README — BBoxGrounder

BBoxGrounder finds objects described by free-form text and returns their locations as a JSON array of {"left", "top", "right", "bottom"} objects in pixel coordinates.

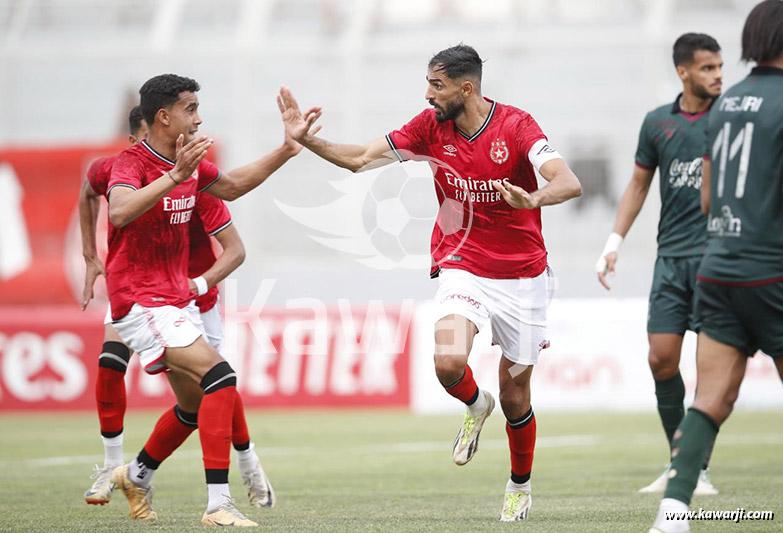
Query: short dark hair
[
  {"left": 741, "top": 0, "right": 783, "bottom": 64},
  {"left": 128, "top": 105, "right": 144, "bottom": 136},
  {"left": 428, "top": 44, "right": 484, "bottom": 83},
  {"left": 139, "top": 74, "right": 200, "bottom": 126},
  {"left": 673, "top": 33, "right": 721, "bottom": 66}
]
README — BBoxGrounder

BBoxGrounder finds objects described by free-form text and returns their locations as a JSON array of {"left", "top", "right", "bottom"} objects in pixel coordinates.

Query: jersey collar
[
  {"left": 671, "top": 93, "right": 715, "bottom": 115},
  {"left": 749, "top": 66, "right": 783, "bottom": 77},
  {"left": 456, "top": 99, "right": 497, "bottom": 143},
  {"left": 141, "top": 140, "right": 176, "bottom": 166}
]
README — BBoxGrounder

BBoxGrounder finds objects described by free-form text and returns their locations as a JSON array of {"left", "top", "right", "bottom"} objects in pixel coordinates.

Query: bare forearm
[
  {"left": 212, "top": 145, "right": 297, "bottom": 200},
  {"left": 302, "top": 135, "right": 371, "bottom": 173},
  {"left": 201, "top": 247, "right": 244, "bottom": 288},
  {"left": 701, "top": 160, "right": 711, "bottom": 215},
  {"left": 530, "top": 171, "right": 582, "bottom": 207},
  {"left": 79, "top": 187, "right": 101, "bottom": 259},
  {"left": 612, "top": 181, "right": 650, "bottom": 237},
  {"left": 109, "top": 174, "right": 178, "bottom": 228}
]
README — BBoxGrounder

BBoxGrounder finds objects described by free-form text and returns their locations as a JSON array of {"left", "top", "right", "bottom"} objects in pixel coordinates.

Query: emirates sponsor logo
[{"left": 163, "top": 194, "right": 196, "bottom": 225}]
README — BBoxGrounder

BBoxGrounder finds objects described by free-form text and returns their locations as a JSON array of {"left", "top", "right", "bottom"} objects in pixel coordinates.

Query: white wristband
[
  {"left": 595, "top": 232, "right": 624, "bottom": 273},
  {"left": 193, "top": 276, "right": 209, "bottom": 297}
]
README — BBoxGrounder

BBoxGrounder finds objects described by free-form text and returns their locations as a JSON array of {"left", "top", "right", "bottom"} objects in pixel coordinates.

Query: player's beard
[
  {"left": 691, "top": 80, "right": 719, "bottom": 101},
  {"left": 431, "top": 98, "right": 465, "bottom": 123}
]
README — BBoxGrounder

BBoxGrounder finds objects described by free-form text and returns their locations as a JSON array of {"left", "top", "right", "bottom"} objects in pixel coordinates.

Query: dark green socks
[
  {"left": 664, "top": 408, "right": 720, "bottom": 505},
  {"left": 654, "top": 372, "right": 685, "bottom": 447}
]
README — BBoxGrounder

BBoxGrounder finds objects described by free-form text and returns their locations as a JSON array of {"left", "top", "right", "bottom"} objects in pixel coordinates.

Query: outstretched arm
[
  {"left": 78, "top": 179, "right": 104, "bottom": 310},
  {"left": 278, "top": 86, "right": 396, "bottom": 173},
  {"left": 189, "top": 224, "right": 245, "bottom": 293},
  {"left": 596, "top": 164, "right": 656, "bottom": 290}
]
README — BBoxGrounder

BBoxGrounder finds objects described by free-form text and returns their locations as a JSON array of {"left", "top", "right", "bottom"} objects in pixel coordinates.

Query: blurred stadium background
[{"left": 0, "top": 1, "right": 781, "bottom": 530}]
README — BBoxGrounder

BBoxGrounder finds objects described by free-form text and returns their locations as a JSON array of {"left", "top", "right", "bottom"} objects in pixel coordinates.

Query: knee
[
  {"left": 648, "top": 349, "right": 679, "bottom": 380},
  {"left": 693, "top": 392, "right": 736, "bottom": 426},
  {"left": 433, "top": 353, "right": 466, "bottom": 385},
  {"left": 200, "top": 361, "right": 237, "bottom": 394},
  {"left": 176, "top": 390, "right": 203, "bottom": 413}
]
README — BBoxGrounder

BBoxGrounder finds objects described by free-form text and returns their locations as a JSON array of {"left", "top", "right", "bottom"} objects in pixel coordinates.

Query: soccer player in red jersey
[
  {"left": 104, "top": 74, "right": 303, "bottom": 526},
  {"left": 79, "top": 107, "right": 275, "bottom": 511},
  {"left": 279, "top": 44, "right": 582, "bottom": 521}
]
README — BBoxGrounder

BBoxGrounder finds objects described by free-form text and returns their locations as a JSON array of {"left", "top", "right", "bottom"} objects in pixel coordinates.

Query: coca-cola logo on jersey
[{"left": 668, "top": 157, "right": 702, "bottom": 190}]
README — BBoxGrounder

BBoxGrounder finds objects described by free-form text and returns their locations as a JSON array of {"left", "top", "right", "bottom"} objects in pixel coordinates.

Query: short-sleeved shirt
[
  {"left": 386, "top": 99, "right": 553, "bottom": 280},
  {"left": 105, "top": 140, "right": 222, "bottom": 320},
  {"left": 699, "top": 67, "right": 783, "bottom": 284},
  {"left": 634, "top": 95, "right": 710, "bottom": 257}
]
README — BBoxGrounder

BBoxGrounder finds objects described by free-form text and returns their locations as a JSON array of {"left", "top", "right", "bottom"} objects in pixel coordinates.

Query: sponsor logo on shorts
[
  {"left": 539, "top": 339, "right": 550, "bottom": 351},
  {"left": 441, "top": 293, "right": 482, "bottom": 310},
  {"left": 173, "top": 317, "right": 186, "bottom": 327}
]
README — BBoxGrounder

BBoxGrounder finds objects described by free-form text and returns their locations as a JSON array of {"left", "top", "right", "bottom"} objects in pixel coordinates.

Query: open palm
[{"left": 277, "top": 86, "right": 322, "bottom": 142}]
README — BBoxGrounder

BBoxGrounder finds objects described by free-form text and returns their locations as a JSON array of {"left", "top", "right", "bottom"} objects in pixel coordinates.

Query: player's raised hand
[
  {"left": 278, "top": 86, "right": 322, "bottom": 143},
  {"left": 493, "top": 180, "right": 539, "bottom": 209},
  {"left": 596, "top": 251, "right": 617, "bottom": 290},
  {"left": 81, "top": 256, "right": 105, "bottom": 310},
  {"left": 171, "top": 134, "right": 212, "bottom": 183}
]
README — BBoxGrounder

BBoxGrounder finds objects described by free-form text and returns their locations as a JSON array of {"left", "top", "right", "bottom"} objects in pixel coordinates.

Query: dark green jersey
[
  {"left": 699, "top": 67, "right": 783, "bottom": 283},
  {"left": 635, "top": 95, "right": 709, "bottom": 257}
]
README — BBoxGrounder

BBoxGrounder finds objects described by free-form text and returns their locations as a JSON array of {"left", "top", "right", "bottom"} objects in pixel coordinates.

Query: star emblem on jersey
[{"left": 490, "top": 139, "right": 509, "bottom": 165}]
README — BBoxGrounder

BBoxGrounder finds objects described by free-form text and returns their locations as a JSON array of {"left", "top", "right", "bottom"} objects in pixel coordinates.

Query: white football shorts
[
  {"left": 433, "top": 266, "right": 555, "bottom": 366},
  {"left": 112, "top": 301, "right": 205, "bottom": 374},
  {"left": 199, "top": 297, "right": 224, "bottom": 355}
]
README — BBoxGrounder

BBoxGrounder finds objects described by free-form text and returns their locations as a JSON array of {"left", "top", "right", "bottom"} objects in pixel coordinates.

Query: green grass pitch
[{"left": 1, "top": 410, "right": 781, "bottom": 532}]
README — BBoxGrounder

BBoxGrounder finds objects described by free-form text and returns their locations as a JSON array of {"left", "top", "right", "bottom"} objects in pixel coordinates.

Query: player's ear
[
  {"left": 157, "top": 108, "right": 170, "bottom": 127},
  {"left": 675, "top": 64, "right": 688, "bottom": 82},
  {"left": 128, "top": 134, "right": 136, "bottom": 145},
  {"left": 461, "top": 79, "right": 473, "bottom": 97}
]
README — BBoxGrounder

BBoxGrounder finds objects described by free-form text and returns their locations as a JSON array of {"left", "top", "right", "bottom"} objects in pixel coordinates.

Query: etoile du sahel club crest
[{"left": 490, "top": 139, "right": 509, "bottom": 164}]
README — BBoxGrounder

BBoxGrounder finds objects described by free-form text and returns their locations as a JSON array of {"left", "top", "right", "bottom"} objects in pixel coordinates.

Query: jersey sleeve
[
  {"left": 197, "top": 158, "right": 222, "bottom": 192},
  {"left": 386, "top": 110, "right": 433, "bottom": 162},
  {"left": 86, "top": 156, "right": 112, "bottom": 197},
  {"left": 515, "top": 113, "right": 548, "bottom": 155},
  {"left": 108, "top": 151, "right": 144, "bottom": 196},
  {"left": 634, "top": 115, "right": 657, "bottom": 170},
  {"left": 195, "top": 192, "right": 232, "bottom": 235}
]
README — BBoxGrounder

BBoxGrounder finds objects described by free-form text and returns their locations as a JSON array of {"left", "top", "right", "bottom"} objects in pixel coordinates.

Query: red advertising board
[{"left": 0, "top": 304, "right": 414, "bottom": 410}]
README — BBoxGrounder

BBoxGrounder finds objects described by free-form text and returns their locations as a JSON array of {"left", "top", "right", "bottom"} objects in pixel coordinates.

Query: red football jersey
[
  {"left": 386, "top": 99, "right": 549, "bottom": 279},
  {"left": 105, "top": 141, "right": 222, "bottom": 320},
  {"left": 189, "top": 192, "right": 232, "bottom": 313},
  {"left": 88, "top": 154, "right": 232, "bottom": 315}
]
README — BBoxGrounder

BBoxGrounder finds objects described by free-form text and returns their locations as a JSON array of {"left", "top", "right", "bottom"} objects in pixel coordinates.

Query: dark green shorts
[
  {"left": 647, "top": 256, "right": 702, "bottom": 335},
  {"left": 694, "top": 280, "right": 783, "bottom": 357}
]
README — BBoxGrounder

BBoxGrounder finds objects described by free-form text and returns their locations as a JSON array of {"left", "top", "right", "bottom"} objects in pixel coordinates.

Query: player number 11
[{"left": 712, "top": 121, "right": 754, "bottom": 199}]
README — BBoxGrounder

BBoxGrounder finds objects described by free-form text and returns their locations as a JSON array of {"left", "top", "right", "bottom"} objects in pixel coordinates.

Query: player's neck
[
  {"left": 679, "top": 91, "right": 711, "bottom": 114},
  {"left": 454, "top": 97, "right": 492, "bottom": 137},
  {"left": 757, "top": 55, "right": 783, "bottom": 70},
  {"left": 145, "top": 132, "right": 177, "bottom": 162}
]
